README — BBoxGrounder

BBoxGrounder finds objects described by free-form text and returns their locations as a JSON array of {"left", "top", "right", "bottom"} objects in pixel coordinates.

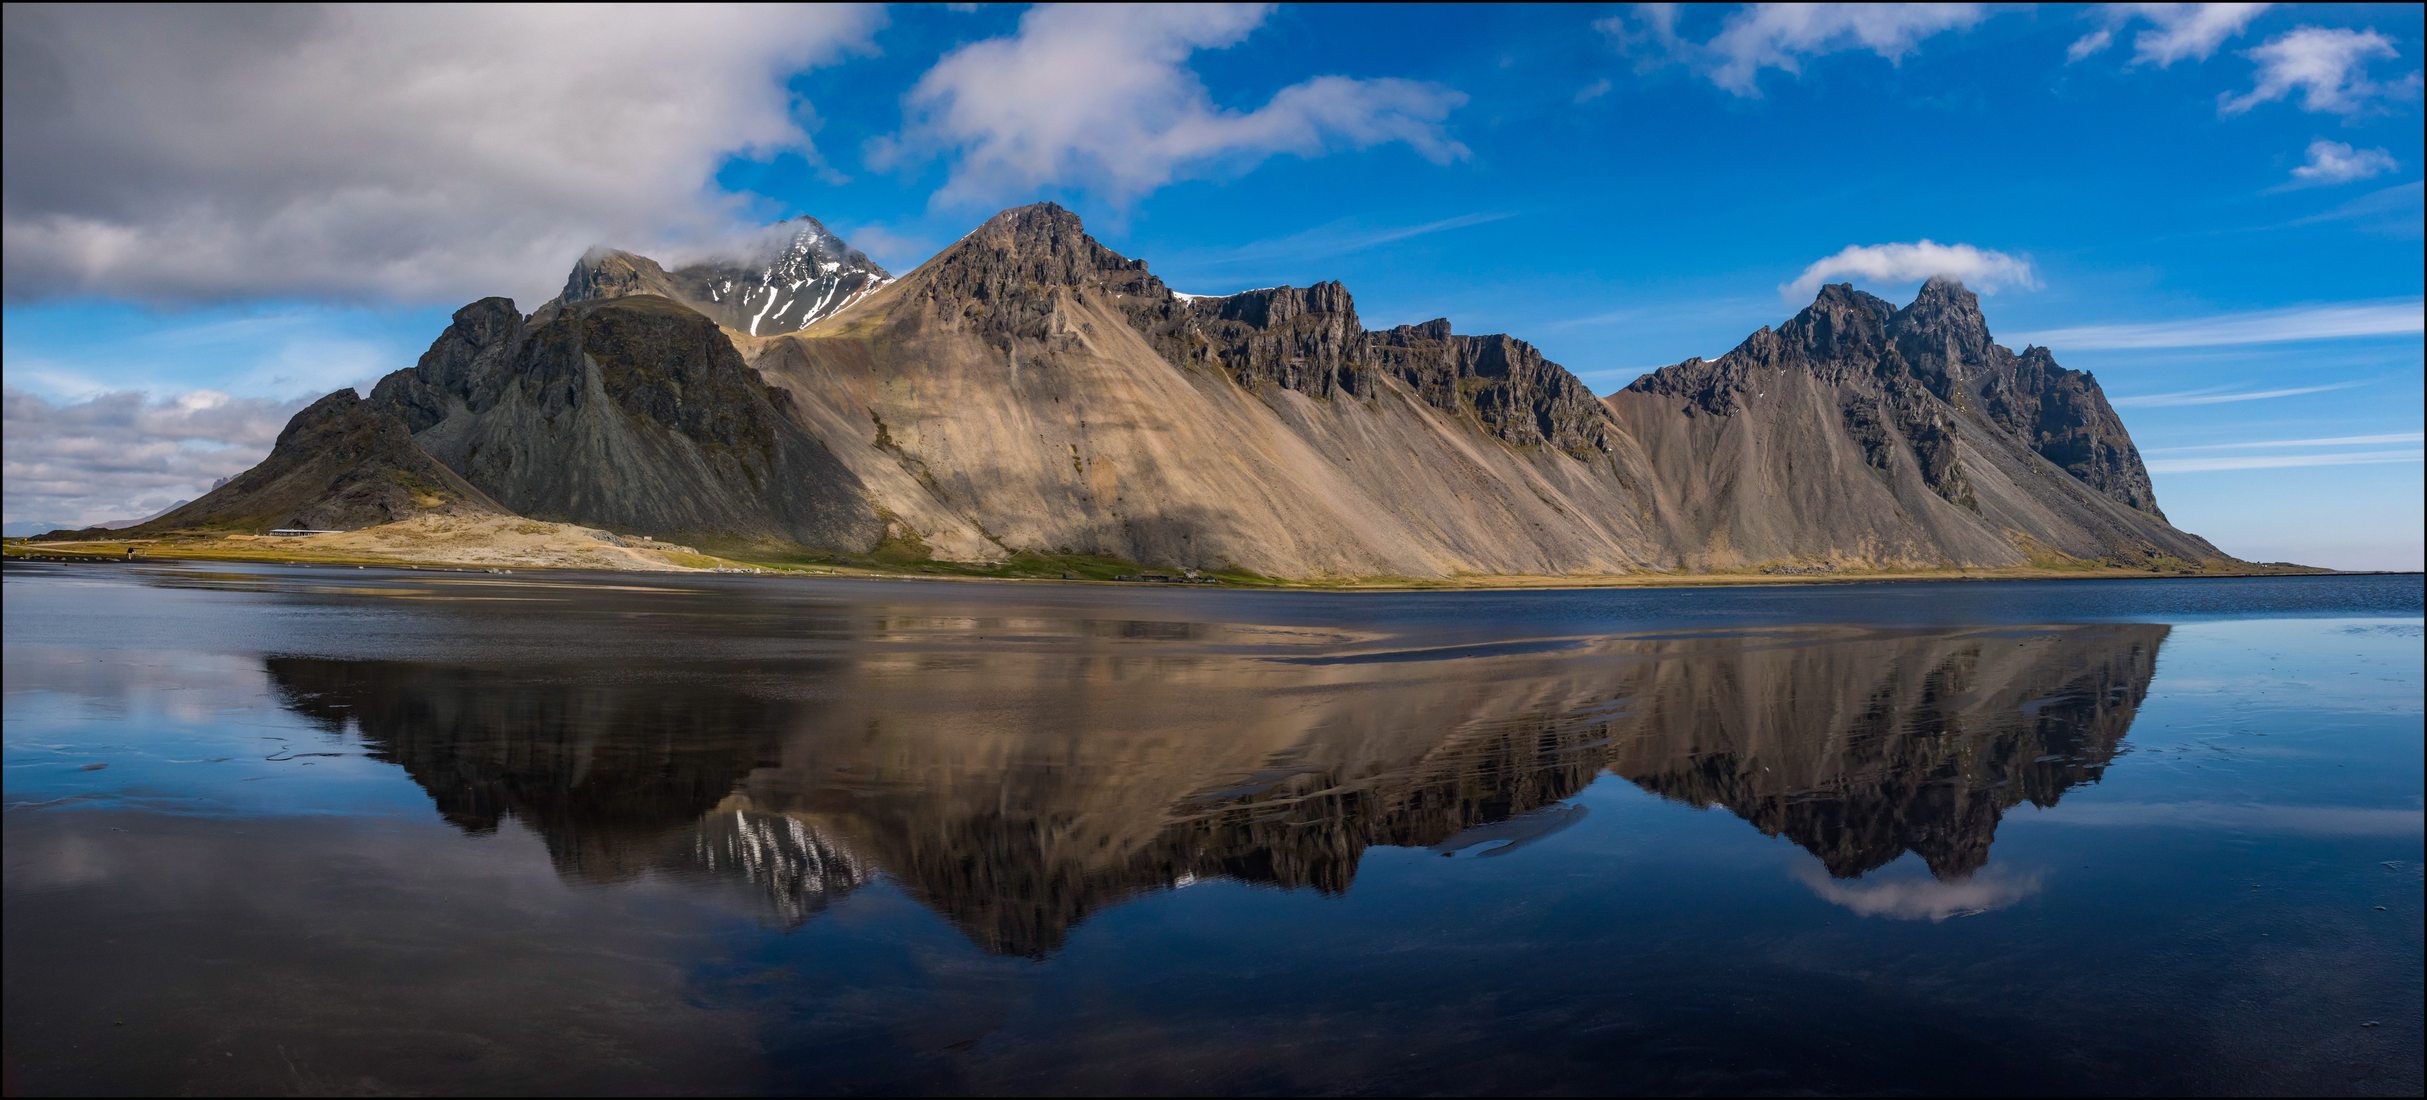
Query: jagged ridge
[{"left": 116, "top": 202, "right": 2230, "bottom": 578}]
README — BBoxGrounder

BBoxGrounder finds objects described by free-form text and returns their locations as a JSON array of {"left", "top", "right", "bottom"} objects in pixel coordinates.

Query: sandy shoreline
[{"left": 3, "top": 521, "right": 2348, "bottom": 593}]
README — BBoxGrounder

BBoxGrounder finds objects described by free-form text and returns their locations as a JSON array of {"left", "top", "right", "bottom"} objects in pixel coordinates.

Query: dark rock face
[
  {"left": 129, "top": 389, "right": 501, "bottom": 533},
  {"left": 1371, "top": 319, "right": 1615, "bottom": 455},
  {"left": 1984, "top": 345, "right": 2161, "bottom": 516},
  {"left": 370, "top": 297, "right": 524, "bottom": 433},
  {"left": 1148, "top": 282, "right": 1376, "bottom": 397},
  {"left": 385, "top": 295, "right": 880, "bottom": 548}
]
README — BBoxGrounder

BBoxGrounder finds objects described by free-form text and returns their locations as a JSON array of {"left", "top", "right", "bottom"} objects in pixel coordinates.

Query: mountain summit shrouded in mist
[{"left": 92, "top": 203, "right": 2227, "bottom": 578}]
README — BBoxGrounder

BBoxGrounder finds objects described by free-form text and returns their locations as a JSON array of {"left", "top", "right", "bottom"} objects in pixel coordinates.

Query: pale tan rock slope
[{"left": 110, "top": 203, "right": 2228, "bottom": 578}]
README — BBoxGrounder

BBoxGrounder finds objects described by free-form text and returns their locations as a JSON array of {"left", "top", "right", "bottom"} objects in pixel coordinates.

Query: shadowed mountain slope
[{"left": 366, "top": 294, "right": 881, "bottom": 548}]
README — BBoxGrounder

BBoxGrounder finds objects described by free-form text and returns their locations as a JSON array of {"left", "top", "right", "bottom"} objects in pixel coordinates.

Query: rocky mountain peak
[
  {"left": 1892, "top": 276, "right": 1992, "bottom": 362},
  {"left": 669, "top": 217, "right": 892, "bottom": 336},
  {"left": 947, "top": 201, "right": 1148, "bottom": 283},
  {"left": 554, "top": 218, "right": 893, "bottom": 337},
  {"left": 745, "top": 216, "right": 886, "bottom": 286},
  {"left": 562, "top": 248, "right": 679, "bottom": 305},
  {"left": 913, "top": 202, "right": 1163, "bottom": 329},
  {"left": 1781, "top": 283, "right": 1896, "bottom": 362}
]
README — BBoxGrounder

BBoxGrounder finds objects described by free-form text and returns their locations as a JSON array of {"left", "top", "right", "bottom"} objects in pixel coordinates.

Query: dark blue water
[{"left": 5, "top": 562, "right": 2420, "bottom": 1095}]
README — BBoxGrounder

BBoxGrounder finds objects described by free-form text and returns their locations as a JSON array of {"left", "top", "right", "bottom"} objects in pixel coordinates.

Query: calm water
[{"left": 4, "top": 563, "right": 2420, "bottom": 1096}]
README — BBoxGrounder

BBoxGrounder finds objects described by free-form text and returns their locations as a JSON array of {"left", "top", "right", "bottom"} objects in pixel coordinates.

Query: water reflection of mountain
[{"left": 262, "top": 622, "right": 2165, "bottom": 956}]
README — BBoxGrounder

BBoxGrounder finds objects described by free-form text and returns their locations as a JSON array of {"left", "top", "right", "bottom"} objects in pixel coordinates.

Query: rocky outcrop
[
  {"left": 559, "top": 248, "right": 687, "bottom": 308},
  {"left": 1985, "top": 344, "right": 2160, "bottom": 515},
  {"left": 1149, "top": 282, "right": 1375, "bottom": 397},
  {"left": 1371, "top": 319, "right": 1616, "bottom": 456}
]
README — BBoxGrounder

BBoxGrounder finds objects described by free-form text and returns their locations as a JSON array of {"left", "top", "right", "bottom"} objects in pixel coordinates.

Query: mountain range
[{"left": 91, "top": 203, "right": 2229, "bottom": 578}]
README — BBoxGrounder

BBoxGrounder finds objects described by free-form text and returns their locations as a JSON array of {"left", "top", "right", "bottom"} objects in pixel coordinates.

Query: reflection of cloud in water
[
  {"left": 2022, "top": 801, "right": 2425, "bottom": 837},
  {"left": 1797, "top": 864, "right": 2044, "bottom": 922}
]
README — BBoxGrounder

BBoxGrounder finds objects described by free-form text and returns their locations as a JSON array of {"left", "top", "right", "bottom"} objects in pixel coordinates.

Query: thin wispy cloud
[
  {"left": 1174, "top": 211, "right": 1516, "bottom": 275},
  {"left": 2146, "top": 449, "right": 2424, "bottom": 473},
  {"left": 2017, "top": 300, "right": 2424, "bottom": 350},
  {"left": 2111, "top": 382, "right": 2364, "bottom": 407},
  {"left": 2287, "top": 180, "right": 2425, "bottom": 237},
  {"left": 2144, "top": 431, "right": 2425, "bottom": 453}
]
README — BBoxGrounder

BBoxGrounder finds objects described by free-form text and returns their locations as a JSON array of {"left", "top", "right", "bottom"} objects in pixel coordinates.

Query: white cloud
[
  {"left": 1696, "top": 4, "right": 1992, "bottom": 96},
  {"left": 2145, "top": 431, "right": 2425, "bottom": 453},
  {"left": 2220, "top": 25, "right": 2422, "bottom": 115},
  {"left": 2015, "top": 300, "right": 2424, "bottom": 349},
  {"left": 2109, "top": 382, "right": 2364, "bottom": 407},
  {"left": 875, "top": 4, "right": 1467, "bottom": 207},
  {"left": 1796, "top": 865, "right": 2043, "bottom": 922},
  {"left": 1, "top": 5, "right": 885, "bottom": 305},
  {"left": 2067, "top": 27, "right": 2117, "bottom": 63},
  {"left": 2074, "top": 3, "right": 2273, "bottom": 67},
  {"left": 1575, "top": 77, "right": 1614, "bottom": 104},
  {"left": 1593, "top": 3, "right": 1995, "bottom": 96},
  {"left": 1781, "top": 240, "right": 2038, "bottom": 301},
  {"left": 2288, "top": 138, "right": 2399, "bottom": 186},
  {"left": 1, "top": 387, "right": 311, "bottom": 530},
  {"left": 2146, "top": 448, "right": 2423, "bottom": 473}
]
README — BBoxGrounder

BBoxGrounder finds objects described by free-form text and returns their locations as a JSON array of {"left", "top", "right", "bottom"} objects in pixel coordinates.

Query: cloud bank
[
  {"left": 873, "top": 4, "right": 1467, "bottom": 207},
  {"left": 1782, "top": 240, "right": 2038, "bottom": 301},
  {"left": 1, "top": 4, "right": 883, "bottom": 306},
  {"left": 2, "top": 387, "right": 309, "bottom": 530}
]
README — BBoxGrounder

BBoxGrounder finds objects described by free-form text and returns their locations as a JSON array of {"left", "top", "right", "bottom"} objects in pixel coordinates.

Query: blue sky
[{"left": 3, "top": 3, "right": 2421, "bottom": 567}]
